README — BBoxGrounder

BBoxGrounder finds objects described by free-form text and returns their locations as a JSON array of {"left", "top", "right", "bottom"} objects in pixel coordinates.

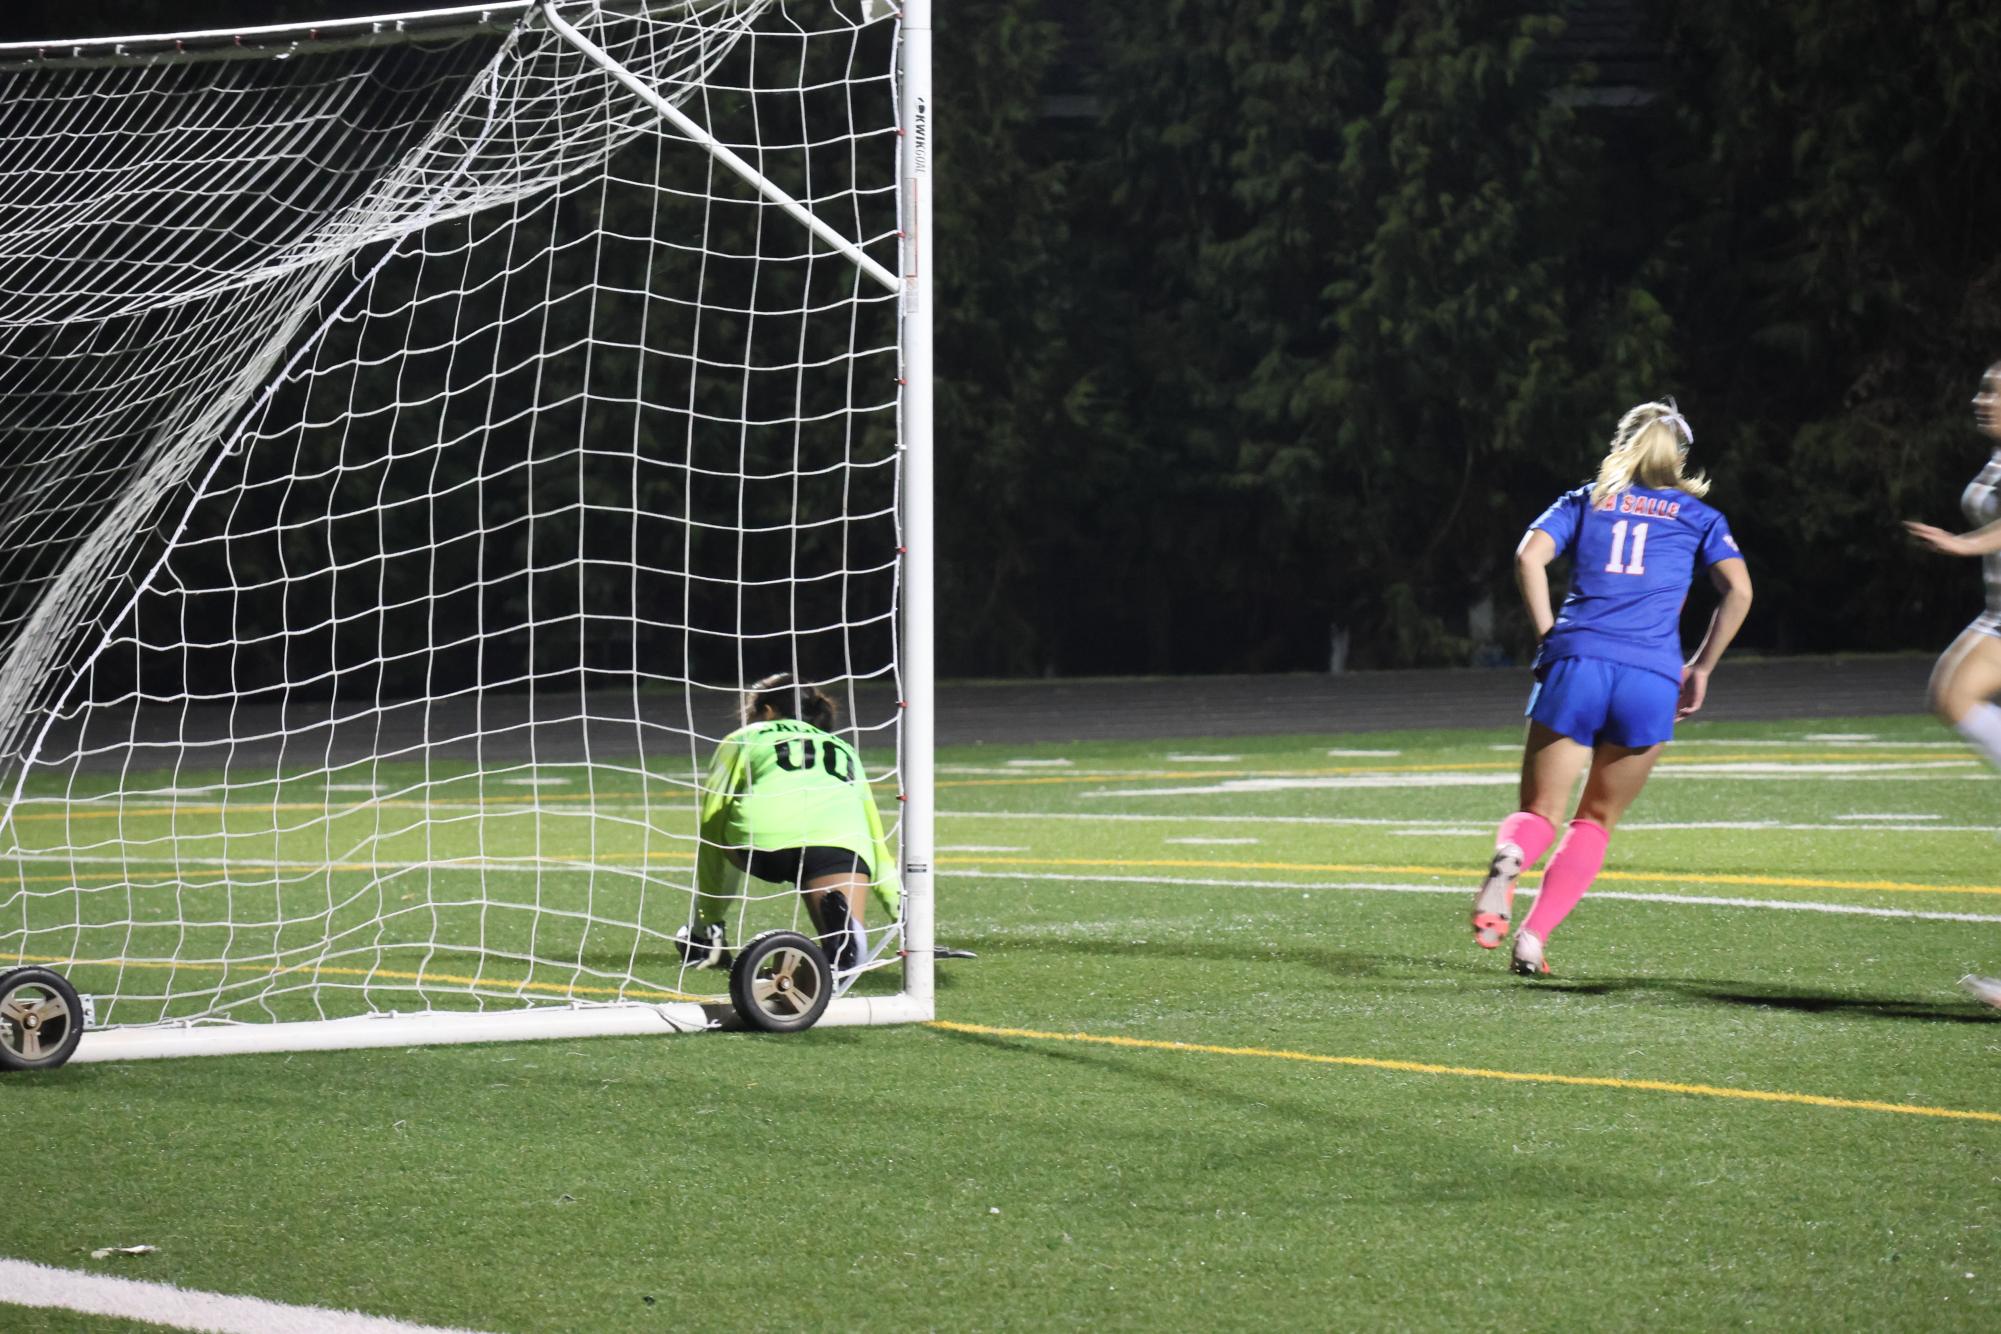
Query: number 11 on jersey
[{"left": 1604, "top": 519, "right": 1649, "bottom": 575}]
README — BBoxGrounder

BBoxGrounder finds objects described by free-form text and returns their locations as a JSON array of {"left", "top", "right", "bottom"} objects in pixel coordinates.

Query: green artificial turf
[{"left": 5, "top": 713, "right": 2000, "bottom": 1330}]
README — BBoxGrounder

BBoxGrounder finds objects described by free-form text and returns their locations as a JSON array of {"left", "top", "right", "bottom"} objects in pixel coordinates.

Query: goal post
[{"left": 0, "top": 0, "right": 936, "bottom": 1061}]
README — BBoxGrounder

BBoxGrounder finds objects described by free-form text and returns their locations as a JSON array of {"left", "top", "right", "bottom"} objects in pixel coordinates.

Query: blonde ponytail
[{"left": 1591, "top": 400, "right": 1708, "bottom": 506}]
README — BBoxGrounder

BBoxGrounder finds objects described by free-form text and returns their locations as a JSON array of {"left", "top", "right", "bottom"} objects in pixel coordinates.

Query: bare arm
[
  {"left": 1678, "top": 556, "right": 1753, "bottom": 718},
  {"left": 1904, "top": 517, "right": 2001, "bottom": 557},
  {"left": 1514, "top": 529, "right": 1558, "bottom": 638}
]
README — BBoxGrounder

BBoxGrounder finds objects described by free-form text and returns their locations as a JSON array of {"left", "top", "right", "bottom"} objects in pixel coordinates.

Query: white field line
[
  {"left": 1092, "top": 773, "right": 1519, "bottom": 796},
  {"left": 1387, "top": 828, "right": 1489, "bottom": 837},
  {"left": 1, "top": 851, "right": 676, "bottom": 876},
  {"left": 1670, "top": 737, "right": 1960, "bottom": 750},
  {"left": 1660, "top": 760, "right": 1975, "bottom": 774},
  {"left": 1088, "top": 760, "right": 1984, "bottom": 797},
  {"left": 0, "top": 1257, "right": 490, "bottom": 1334},
  {"left": 945, "top": 809, "right": 1996, "bottom": 834},
  {"left": 8, "top": 810, "right": 1988, "bottom": 882},
  {"left": 953, "top": 869, "right": 2001, "bottom": 925},
  {"left": 1484, "top": 738, "right": 1963, "bottom": 751},
  {"left": 1164, "top": 754, "right": 1242, "bottom": 762}
]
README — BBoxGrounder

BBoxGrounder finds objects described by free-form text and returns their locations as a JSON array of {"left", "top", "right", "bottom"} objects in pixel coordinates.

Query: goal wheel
[
  {"left": 0, "top": 967, "right": 85, "bottom": 1072},
  {"left": 728, "top": 931, "right": 833, "bottom": 1034}
]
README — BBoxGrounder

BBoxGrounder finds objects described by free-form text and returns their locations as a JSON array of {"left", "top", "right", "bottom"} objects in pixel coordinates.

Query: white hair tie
[{"left": 1659, "top": 406, "right": 1693, "bottom": 451}]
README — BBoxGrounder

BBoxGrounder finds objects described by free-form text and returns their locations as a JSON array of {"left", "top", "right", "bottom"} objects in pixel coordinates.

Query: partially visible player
[
  {"left": 1472, "top": 400, "right": 1753, "bottom": 976},
  {"left": 1902, "top": 360, "right": 2001, "bottom": 1010},
  {"left": 676, "top": 673, "right": 899, "bottom": 979}
]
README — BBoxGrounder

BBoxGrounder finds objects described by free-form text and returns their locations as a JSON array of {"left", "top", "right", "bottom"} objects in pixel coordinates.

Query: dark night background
[{"left": 5, "top": 0, "right": 1998, "bottom": 681}]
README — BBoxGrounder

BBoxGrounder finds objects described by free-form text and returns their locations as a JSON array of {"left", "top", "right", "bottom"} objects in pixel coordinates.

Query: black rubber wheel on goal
[
  {"left": 0, "top": 967, "right": 85, "bottom": 1072},
  {"left": 729, "top": 930, "right": 834, "bottom": 1034}
]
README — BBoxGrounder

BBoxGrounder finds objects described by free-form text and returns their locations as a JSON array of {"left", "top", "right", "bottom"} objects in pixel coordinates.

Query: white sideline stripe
[
  {"left": 1164, "top": 754, "right": 1242, "bottom": 762},
  {"left": 1836, "top": 812, "right": 1940, "bottom": 821},
  {"left": 0, "top": 1257, "right": 491, "bottom": 1334},
  {"left": 954, "top": 869, "right": 2001, "bottom": 925},
  {"left": 1164, "top": 837, "right": 1260, "bottom": 845},
  {"left": 1325, "top": 748, "right": 1402, "bottom": 757}
]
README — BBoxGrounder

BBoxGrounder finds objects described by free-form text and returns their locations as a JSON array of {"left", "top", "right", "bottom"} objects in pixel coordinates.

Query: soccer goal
[{"left": 0, "top": 0, "right": 935, "bottom": 1062}]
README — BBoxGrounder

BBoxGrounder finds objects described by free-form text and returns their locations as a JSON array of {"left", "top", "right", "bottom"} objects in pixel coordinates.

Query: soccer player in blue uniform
[
  {"left": 1903, "top": 360, "right": 2001, "bottom": 1010},
  {"left": 1471, "top": 400, "right": 1753, "bottom": 976}
]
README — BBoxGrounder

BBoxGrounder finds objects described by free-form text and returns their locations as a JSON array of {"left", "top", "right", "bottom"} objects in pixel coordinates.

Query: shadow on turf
[
  {"left": 947, "top": 931, "right": 1456, "bottom": 978},
  {"left": 1534, "top": 977, "right": 1995, "bottom": 1023}
]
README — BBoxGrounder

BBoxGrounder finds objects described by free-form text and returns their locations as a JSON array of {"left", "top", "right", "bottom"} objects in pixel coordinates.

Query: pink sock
[
  {"left": 1494, "top": 810, "right": 1557, "bottom": 868},
  {"left": 1521, "top": 819, "right": 1610, "bottom": 940}
]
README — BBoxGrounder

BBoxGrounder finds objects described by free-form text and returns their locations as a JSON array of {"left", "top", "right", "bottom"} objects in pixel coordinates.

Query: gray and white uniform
[{"left": 1963, "top": 449, "right": 2001, "bottom": 636}]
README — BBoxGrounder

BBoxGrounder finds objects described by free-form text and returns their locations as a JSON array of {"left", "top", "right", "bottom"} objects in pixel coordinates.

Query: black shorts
[{"left": 741, "top": 846, "right": 869, "bottom": 886}]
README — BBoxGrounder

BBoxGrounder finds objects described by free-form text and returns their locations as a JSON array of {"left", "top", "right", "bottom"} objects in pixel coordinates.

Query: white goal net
[{"left": 0, "top": 0, "right": 936, "bottom": 1058}]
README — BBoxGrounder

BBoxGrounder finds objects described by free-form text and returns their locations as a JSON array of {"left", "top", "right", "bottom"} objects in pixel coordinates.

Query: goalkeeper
[{"left": 677, "top": 674, "right": 899, "bottom": 978}]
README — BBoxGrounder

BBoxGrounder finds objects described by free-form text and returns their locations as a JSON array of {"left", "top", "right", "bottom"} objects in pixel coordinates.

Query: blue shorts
[{"left": 1525, "top": 656, "right": 1678, "bottom": 748}]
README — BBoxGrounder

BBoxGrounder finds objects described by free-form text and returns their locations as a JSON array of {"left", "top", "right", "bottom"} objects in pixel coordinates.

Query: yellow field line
[
  {"left": 6, "top": 850, "right": 1996, "bottom": 898},
  {"left": 5, "top": 951, "right": 715, "bottom": 1005},
  {"left": 928, "top": 1021, "right": 2001, "bottom": 1124},
  {"left": 4, "top": 751, "right": 1944, "bottom": 807},
  {"left": 951, "top": 854, "right": 2001, "bottom": 897},
  {"left": 0, "top": 850, "right": 703, "bottom": 887},
  {"left": 5, "top": 793, "right": 707, "bottom": 823}
]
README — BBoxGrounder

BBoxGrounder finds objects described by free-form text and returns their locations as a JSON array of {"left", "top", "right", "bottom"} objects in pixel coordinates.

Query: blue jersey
[{"left": 1529, "top": 483, "right": 1742, "bottom": 682}]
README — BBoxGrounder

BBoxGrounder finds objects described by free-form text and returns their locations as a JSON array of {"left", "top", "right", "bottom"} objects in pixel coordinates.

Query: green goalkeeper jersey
[{"left": 695, "top": 719, "right": 900, "bottom": 920}]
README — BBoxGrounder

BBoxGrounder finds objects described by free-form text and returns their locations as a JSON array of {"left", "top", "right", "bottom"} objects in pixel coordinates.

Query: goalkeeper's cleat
[
  {"left": 1471, "top": 843, "right": 1524, "bottom": 950},
  {"left": 673, "top": 922, "right": 730, "bottom": 970},
  {"left": 1962, "top": 974, "right": 2001, "bottom": 1010},
  {"left": 1510, "top": 928, "right": 1549, "bottom": 978}
]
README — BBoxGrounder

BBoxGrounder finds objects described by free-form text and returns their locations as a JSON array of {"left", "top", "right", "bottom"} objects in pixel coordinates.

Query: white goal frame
[{"left": 0, "top": 0, "right": 937, "bottom": 1061}]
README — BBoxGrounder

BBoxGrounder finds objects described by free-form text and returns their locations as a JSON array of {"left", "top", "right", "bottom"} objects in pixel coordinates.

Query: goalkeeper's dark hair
[{"left": 742, "top": 672, "right": 837, "bottom": 729}]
